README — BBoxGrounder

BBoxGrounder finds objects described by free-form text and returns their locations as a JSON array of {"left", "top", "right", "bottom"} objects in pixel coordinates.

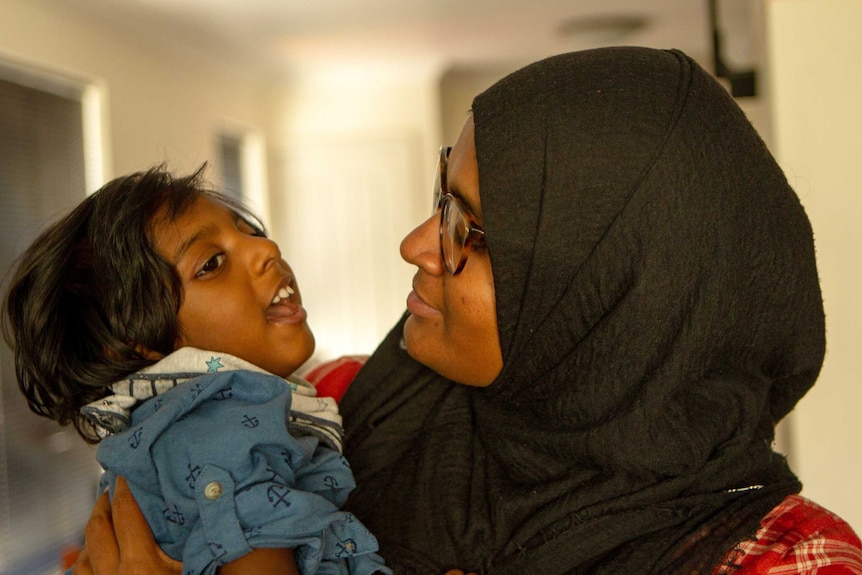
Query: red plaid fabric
[{"left": 714, "top": 495, "right": 862, "bottom": 574}]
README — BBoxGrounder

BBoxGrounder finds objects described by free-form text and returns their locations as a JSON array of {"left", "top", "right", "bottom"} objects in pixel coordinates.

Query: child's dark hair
[{"left": 2, "top": 164, "right": 265, "bottom": 443}]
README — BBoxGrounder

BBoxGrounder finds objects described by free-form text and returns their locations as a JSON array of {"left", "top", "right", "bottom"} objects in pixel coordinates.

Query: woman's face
[
  {"left": 400, "top": 116, "right": 503, "bottom": 386},
  {"left": 151, "top": 195, "right": 315, "bottom": 377}
]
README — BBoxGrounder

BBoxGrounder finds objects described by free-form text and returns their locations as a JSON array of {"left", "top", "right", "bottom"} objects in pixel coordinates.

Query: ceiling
[{"left": 48, "top": 0, "right": 758, "bottom": 77}]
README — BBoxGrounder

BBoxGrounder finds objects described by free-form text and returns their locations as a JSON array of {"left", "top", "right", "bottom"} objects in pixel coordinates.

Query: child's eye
[{"left": 196, "top": 254, "right": 225, "bottom": 277}]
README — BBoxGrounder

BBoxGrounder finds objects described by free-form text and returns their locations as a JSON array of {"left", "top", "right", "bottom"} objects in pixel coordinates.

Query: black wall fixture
[{"left": 709, "top": 0, "right": 757, "bottom": 98}]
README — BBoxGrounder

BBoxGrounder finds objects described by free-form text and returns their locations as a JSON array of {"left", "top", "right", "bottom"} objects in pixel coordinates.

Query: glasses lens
[
  {"left": 432, "top": 147, "right": 449, "bottom": 214},
  {"left": 432, "top": 174, "right": 442, "bottom": 214},
  {"left": 441, "top": 196, "right": 470, "bottom": 274}
]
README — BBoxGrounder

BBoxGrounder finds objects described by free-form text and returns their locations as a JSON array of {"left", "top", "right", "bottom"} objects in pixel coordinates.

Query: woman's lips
[
  {"left": 406, "top": 289, "right": 441, "bottom": 318},
  {"left": 266, "top": 300, "right": 307, "bottom": 324}
]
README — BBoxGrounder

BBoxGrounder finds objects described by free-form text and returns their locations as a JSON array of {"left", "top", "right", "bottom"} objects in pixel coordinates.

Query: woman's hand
[{"left": 72, "top": 476, "right": 182, "bottom": 575}]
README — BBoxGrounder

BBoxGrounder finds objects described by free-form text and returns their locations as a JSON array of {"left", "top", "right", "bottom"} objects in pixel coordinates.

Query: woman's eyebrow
[{"left": 448, "top": 185, "right": 483, "bottom": 221}]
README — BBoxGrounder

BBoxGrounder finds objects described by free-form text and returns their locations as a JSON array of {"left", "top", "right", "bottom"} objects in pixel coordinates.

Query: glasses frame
[{"left": 433, "top": 146, "right": 485, "bottom": 276}]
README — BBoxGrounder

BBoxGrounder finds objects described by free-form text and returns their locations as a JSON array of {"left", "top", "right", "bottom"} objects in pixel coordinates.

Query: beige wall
[
  {"left": 0, "top": 0, "right": 269, "bottom": 201},
  {"left": 265, "top": 64, "right": 443, "bottom": 361},
  {"left": 767, "top": 0, "right": 862, "bottom": 529}
]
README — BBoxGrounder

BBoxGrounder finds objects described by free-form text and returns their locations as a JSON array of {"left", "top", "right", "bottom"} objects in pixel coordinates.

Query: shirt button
[{"left": 204, "top": 481, "right": 223, "bottom": 500}]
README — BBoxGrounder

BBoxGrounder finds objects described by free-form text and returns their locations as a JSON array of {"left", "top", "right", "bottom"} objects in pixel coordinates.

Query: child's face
[{"left": 151, "top": 195, "right": 315, "bottom": 377}]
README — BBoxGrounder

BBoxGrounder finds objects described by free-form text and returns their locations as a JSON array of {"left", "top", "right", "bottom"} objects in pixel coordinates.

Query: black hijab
[{"left": 341, "top": 48, "right": 825, "bottom": 574}]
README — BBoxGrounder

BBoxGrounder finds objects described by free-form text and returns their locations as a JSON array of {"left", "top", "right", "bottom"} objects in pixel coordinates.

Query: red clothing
[
  {"left": 303, "top": 355, "right": 367, "bottom": 403},
  {"left": 714, "top": 495, "right": 862, "bottom": 574}
]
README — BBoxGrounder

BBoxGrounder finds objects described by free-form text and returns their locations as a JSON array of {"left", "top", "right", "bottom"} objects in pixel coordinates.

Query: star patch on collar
[{"left": 206, "top": 356, "right": 224, "bottom": 373}]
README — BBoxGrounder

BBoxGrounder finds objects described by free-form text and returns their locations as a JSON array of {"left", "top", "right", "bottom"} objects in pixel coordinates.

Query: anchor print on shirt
[
  {"left": 265, "top": 466, "right": 279, "bottom": 482},
  {"left": 189, "top": 382, "right": 206, "bottom": 401},
  {"left": 267, "top": 484, "right": 292, "bottom": 509},
  {"left": 208, "top": 541, "right": 228, "bottom": 564},
  {"left": 281, "top": 447, "right": 302, "bottom": 468},
  {"left": 186, "top": 463, "right": 202, "bottom": 489},
  {"left": 335, "top": 539, "right": 358, "bottom": 558},
  {"left": 128, "top": 426, "right": 144, "bottom": 449},
  {"left": 163, "top": 504, "right": 185, "bottom": 526}
]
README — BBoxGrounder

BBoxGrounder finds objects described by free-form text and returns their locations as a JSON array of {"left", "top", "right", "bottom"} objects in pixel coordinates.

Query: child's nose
[{"left": 248, "top": 235, "right": 282, "bottom": 274}]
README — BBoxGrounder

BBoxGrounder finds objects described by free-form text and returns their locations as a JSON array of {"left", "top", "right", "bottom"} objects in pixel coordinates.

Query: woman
[{"left": 73, "top": 47, "right": 862, "bottom": 574}]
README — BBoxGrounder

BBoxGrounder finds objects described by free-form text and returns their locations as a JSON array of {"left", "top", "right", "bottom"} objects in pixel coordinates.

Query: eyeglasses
[{"left": 432, "top": 146, "right": 485, "bottom": 275}]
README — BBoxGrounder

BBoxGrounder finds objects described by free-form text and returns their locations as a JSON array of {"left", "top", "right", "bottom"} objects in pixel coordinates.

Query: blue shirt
[{"left": 91, "top": 350, "right": 389, "bottom": 575}]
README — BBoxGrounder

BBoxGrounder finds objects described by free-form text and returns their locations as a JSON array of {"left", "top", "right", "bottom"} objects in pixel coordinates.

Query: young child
[{"left": 2, "top": 166, "right": 390, "bottom": 575}]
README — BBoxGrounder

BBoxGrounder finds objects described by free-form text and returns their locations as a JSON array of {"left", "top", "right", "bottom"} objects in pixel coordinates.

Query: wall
[
  {"left": 440, "top": 64, "right": 516, "bottom": 145},
  {"left": 0, "top": 0, "right": 269, "bottom": 196},
  {"left": 767, "top": 0, "right": 862, "bottom": 529},
  {"left": 265, "top": 63, "right": 443, "bottom": 364}
]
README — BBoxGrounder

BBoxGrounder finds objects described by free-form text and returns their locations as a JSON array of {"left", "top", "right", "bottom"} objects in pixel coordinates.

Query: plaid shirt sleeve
[{"left": 713, "top": 495, "right": 862, "bottom": 574}]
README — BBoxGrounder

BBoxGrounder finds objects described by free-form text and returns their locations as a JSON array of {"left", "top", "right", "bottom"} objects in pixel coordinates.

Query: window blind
[{"left": 0, "top": 75, "right": 102, "bottom": 575}]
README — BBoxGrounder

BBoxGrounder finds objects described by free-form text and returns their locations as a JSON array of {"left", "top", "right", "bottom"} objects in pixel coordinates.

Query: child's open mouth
[
  {"left": 270, "top": 285, "right": 294, "bottom": 305},
  {"left": 266, "top": 284, "right": 306, "bottom": 324}
]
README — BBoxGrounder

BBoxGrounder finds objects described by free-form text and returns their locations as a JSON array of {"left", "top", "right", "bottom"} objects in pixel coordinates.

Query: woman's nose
[{"left": 400, "top": 213, "right": 443, "bottom": 275}]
